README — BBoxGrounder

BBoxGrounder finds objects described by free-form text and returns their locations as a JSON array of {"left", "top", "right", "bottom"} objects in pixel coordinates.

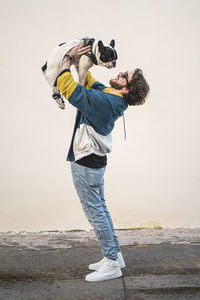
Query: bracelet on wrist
[{"left": 63, "top": 53, "right": 72, "bottom": 61}]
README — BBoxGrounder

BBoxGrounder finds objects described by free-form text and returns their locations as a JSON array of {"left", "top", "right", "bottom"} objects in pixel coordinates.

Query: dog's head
[{"left": 97, "top": 40, "right": 117, "bottom": 69}]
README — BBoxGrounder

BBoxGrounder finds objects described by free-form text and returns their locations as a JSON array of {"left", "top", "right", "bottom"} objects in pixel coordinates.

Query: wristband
[{"left": 63, "top": 53, "right": 72, "bottom": 61}]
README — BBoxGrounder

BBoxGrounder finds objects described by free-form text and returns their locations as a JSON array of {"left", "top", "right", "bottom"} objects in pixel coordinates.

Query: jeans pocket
[
  {"left": 71, "top": 162, "right": 106, "bottom": 188},
  {"left": 87, "top": 167, "right": 105, "bottom": 188}
]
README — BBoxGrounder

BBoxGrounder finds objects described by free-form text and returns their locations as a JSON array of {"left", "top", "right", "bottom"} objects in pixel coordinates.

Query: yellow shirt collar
[{"left": 103, "top": 87, "right": 124, "bottom": 98}]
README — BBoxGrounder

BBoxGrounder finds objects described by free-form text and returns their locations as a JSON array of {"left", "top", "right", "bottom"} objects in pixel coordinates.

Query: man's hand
[
  {"left": 67, "top": 41, "right": 91, "bottom": 62},
  {"left": 61, "top": 41, "right": 91, "bottom": 71}
]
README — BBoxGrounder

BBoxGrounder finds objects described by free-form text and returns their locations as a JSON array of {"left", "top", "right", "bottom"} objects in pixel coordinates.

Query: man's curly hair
[{"left": 124, "top": 69, "right": 150, "bottom": 106}]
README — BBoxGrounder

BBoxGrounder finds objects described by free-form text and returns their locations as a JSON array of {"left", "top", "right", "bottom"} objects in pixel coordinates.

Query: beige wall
[{"left": 0, "top": 0, "right": 200, "bottom": 232}]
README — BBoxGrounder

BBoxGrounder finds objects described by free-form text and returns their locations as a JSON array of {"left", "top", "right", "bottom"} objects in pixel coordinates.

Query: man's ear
[{"left": 122, "top": 87, "right": 129, "bottom": 95}]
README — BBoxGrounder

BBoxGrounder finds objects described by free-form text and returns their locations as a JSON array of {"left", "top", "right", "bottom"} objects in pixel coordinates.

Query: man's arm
[
  {"left": 55, "top": 41, "right": 90, "bottom": 99},
  {"left": 56, "top": 42, "right": 112, "bottom": 123},
  {"left": 59, "top": 41, "right": 91, "bottom": 73},
  {"left": 57, "top": 70, "right": 113, "bottom": 127},
  {"left": 60, "top": 42, "right": 106, "bottom": 91},
  {"left": 57, "top": 70, "right": 78, "bottom": 100},
  {"left": 84, "top": 71, "right": 96, "bottom": 89},
  {"left": 84, "top": 71, "right": 107, "bottom": 91}
]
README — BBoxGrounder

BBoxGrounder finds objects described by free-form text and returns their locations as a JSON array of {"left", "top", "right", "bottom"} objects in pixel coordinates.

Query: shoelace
[{"left": 102, "top": 258, "right": 116, "bottom": 267}]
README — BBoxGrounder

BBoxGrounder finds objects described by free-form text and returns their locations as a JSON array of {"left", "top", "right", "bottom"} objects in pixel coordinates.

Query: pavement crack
[{"left": 122, "top": 275, "right": 127, "bottom": 300}]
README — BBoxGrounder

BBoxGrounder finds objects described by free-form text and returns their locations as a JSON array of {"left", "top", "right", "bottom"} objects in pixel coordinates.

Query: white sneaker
[
  {"left": 85, "top": 257, "right": 122, "bottom": 282},
  {"left": 89, "top": 252, "right": 125, "bottom": 270},
  {"left": 117, "top": 252, "right": 126, "bottom": 268}
]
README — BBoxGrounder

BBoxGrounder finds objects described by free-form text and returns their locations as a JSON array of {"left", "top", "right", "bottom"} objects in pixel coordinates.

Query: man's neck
[{"left": 109, "top": 88, "right": 124, "bottom": 96}]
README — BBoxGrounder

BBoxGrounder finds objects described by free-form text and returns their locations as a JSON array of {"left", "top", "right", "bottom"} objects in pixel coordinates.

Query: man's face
[{"left": 109, "top": 71, "right": 134, "bottom": 90}]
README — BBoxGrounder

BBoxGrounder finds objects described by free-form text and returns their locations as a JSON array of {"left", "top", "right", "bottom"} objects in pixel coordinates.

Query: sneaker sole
[
  {"left": 89, "top": 263, "right": 125, "bottom": 271},
  {"left": 85, "top": 270, "right": 122, "bottom": 282}
]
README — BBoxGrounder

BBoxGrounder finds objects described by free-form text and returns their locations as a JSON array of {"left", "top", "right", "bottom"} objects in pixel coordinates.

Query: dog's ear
[
  {"left": 110, "top": 39, "right": 115, "bottom": 48},
  {"left": 98, "top": 40, "right": 105, "bottom": 52}
]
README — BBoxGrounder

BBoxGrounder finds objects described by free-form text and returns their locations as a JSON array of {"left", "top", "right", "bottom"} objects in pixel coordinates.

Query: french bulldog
[{"left": 41, "top": 38, "right": 118, "bottom": 109}]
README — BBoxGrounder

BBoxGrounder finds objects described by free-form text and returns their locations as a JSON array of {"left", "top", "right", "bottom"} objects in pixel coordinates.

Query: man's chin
[{"left": 109, "top": 79, "right": 121, "bottom": 89}]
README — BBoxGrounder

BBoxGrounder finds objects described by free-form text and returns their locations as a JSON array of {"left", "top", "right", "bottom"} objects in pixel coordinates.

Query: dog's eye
[
  {"left": 100, "top": 53, "right": 115, "bottom": 62},
  {"left": 100, "top": 55, "right": 107, "bottom": 62}
]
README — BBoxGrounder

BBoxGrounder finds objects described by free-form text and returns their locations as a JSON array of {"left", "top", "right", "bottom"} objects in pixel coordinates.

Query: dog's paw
[
  {"left": 54, "top": 96, "right": 65, "bottom": 109},
  {"left": 58, "top": 103, "right": 65, "bottom": 110},
  {"left": 52, "top": 88, "right": 65, "bottom": 110}
]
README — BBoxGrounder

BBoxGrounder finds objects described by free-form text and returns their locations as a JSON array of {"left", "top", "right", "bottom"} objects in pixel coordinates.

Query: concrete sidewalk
[{"left": 0, "top": 228, "right": 200, "bottom": 299}]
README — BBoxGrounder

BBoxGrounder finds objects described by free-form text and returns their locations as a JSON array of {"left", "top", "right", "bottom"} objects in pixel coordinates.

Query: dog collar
[{"left": 83, "top": 37, "right": 98, "bottom": 65}]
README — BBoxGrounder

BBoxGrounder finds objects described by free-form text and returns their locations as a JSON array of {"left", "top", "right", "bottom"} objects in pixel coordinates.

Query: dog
[{"left": 41, "top": 37, "right": 118, "bottom": 109}]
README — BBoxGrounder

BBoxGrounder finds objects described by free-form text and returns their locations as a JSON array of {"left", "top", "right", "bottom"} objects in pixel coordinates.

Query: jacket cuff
[{"left": 54, "top": 69, "right": 71, "bottom": 87}]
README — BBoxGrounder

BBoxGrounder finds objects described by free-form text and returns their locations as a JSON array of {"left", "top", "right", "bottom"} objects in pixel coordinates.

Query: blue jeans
[{"left": 71, "top": 161, "right": 121, "bottom": 260}]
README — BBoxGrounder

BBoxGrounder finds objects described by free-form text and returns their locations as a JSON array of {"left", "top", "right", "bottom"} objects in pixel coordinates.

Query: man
[{"left": 56, "top": 42, "right": 149, "bottom": 282}]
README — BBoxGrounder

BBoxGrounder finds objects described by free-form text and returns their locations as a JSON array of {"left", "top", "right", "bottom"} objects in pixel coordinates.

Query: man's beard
[{"left": 109, "top": 79, "right": 123, "bottom": 90}]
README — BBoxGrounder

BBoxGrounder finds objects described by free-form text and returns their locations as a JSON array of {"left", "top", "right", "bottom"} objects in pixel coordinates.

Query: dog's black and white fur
[{"left": 41, "top": 38, "right": 118, "bottom": 109}]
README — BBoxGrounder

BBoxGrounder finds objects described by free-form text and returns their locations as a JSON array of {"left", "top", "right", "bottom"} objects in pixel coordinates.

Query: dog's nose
[{"left": 112, "top": 61, "right": 116, "bottom": 67}]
